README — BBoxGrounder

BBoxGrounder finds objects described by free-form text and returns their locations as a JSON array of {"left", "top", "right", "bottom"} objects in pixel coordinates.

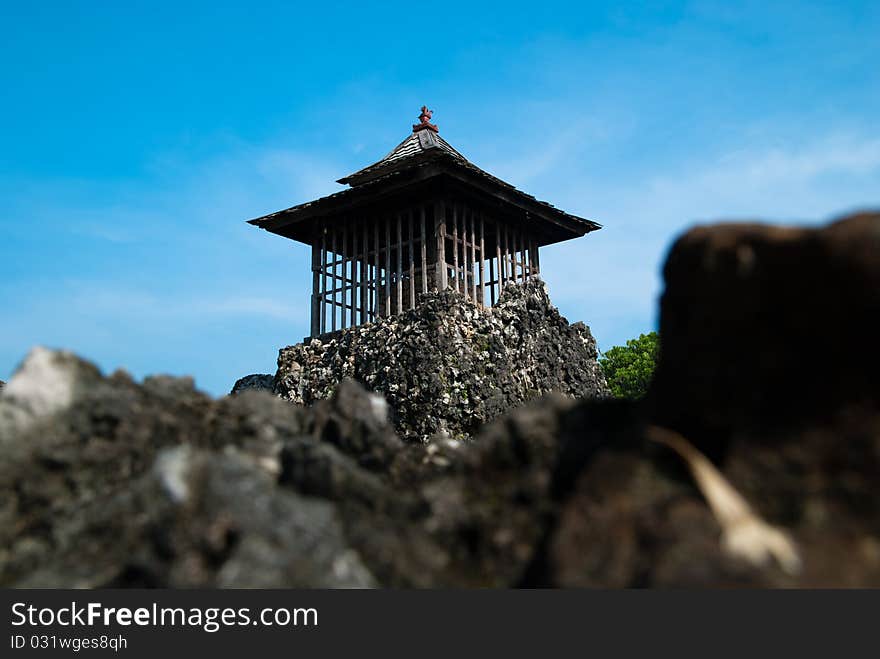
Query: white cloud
[
  {"left": 641, "top": 133, "right": 880, "bottom": 223},
  {"left": 515, "top": 129, "right": 880, "bottom": 350}
]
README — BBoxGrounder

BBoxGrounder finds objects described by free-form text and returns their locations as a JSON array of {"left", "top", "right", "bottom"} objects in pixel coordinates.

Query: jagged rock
[
  {"left": 1, "top": 211, "right": 878, "bottom": 588},
  {"left": 274, "top": 279, "right": 609, "bottom": 440},
  {"left": 544, "top": 211, "right": 880, "bottom": 587},
  {"left": 650, "top": 211, "right": 880, "bottom": 457},
  {"left": 230, "top": 373, "right": 275, "bottom": 395},
  {"left": 0, "top": 349, "right": 374, "bottom": 587}
]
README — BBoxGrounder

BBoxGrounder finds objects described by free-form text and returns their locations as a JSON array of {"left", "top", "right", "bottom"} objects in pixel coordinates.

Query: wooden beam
[
  {"left": 462, "top": 206, "right": 469, "bottom": 301},
  {"left": 341, "top": 221, "right": 348, "bottom": 329},
  {"left": 420, "top": 206, "right": 428, "bottom": 295},
  {"left": 361, "top": 220, "right": 368, "bottom": 325},
  {"left": 489, "top": 252, "right": 495, "bottom": 305},
  {"left": 320, "top": 226, "right": 327, "bottom": 334},
  {"left": 435, "top": 201, "right": 447, "bottom": 291},
  {"left": 408, "top": 211, "right": 416, "bottom": 310},
  {"left": 478, "top": 214, "right": 485, "bottom": 307},
  {"left": 396, "top": 213, "right": 403, "bottom": 314},
  {"left": 350, "top": 220, "right": 357, "bottom": 327},
  {"left": 452, "top": 203, "right": 460, "bottom": 293},
  {"left": 527, "top": 238, "right": 535, "bottom": 278},
  {"left": 512, "top": 227, "right": 519, "bottom": 282},
  {"left": 331, "top": 223, "right": 338, "bottom": 332},
  {"left": 373, "top": 218, "right": 379, "bottom": 320},
  {"left": 470, "top": 209, "right": 477, "bottom": 303},
  {"left": 503, "top": 223, "right": 510, "bottom": 288},
  {"left": 252, "top": 163, "right": 601, "bottom": 245},
  {"left": 385, "top": 215, "right": 391, "bottom": 316},
  {"left": 310, "top": 240, "right": 321, "bottom": 337},
  {"left": 495, "top": 219, "right": 503, "bottom": 296}
]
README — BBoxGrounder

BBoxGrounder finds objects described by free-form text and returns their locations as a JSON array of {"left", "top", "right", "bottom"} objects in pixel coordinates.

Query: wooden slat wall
[
  {"left": 420, "top": 208, "right": 428, "bottom": 295},
  {"left": 435, "top": 201, "right": 447, "bottom": 291},
  {"left": 331, "top": 224, "right": 338, "bottom": 332},
  {"left": 307, "top": 204, "right": 545, "bottom": 339},
  {"left": 407, "top": 213, "right": 414, "bottom": 309},
  {"left": 469, "top": 210, "right": 477, "bottom": 302},
  {"left": 384, "top": 216, "right": 391, "bottom": 316},
  {"left": 396, "top": 214, "right": 403, "bottom": 314},
  {"left": 478, "top": 214, "right": 485, "bottom": 307},
  {"left": 373, "top": 219, "right": 380, "bottom": 320},
  {"left": 451, "top": 204, "right": 459, "bottom": 294},
  {"left": 360, "top": 221, "right": 367, "bottom": 325}
]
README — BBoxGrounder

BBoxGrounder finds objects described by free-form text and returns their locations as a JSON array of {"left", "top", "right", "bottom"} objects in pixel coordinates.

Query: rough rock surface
[
  {"left": 274, "top": 278, "right": 609, "bottom": 439},
  {"left": 650, "top": 212, "right": 880, "bottom": 459},
  {"left": 230, "top": 373, "right": 275, "bottom": 395},
  {"left": 1, "top": 210, "right": 878, "bottom": 588}
]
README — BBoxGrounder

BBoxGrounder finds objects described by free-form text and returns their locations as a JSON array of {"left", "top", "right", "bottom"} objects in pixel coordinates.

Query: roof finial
[{"left": 412, "top": 105, "right": 439, "bottom": 133}]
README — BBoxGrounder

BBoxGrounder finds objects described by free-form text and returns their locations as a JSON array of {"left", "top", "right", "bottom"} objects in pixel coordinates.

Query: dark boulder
[
  {"left": 650, "top": 211, "right": 880, "bottom": 456},
  {"left": 230, "top": 373, "right": 275, "bottom": 395}
]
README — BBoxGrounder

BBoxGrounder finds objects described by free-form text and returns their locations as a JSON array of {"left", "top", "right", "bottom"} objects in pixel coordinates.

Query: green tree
[{"left": 599, "top": 331, "right": 659, "bottom": 399}]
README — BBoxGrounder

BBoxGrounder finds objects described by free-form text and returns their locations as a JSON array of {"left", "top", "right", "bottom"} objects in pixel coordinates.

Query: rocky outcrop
[
  {"left": 0, "top": 210, "right": 877, "bottom": 588},
  {"left": 649, "top": 212, "right": 880, "bottom": 459},
  {"left": 230, "top": 373, "right": 274, "bottom": 395},
  {"left": 546, "top": 211, "right": 880, "bottom": 587},
  {"left": 274, "top": 278, "right": 609, "bottom": 440}
]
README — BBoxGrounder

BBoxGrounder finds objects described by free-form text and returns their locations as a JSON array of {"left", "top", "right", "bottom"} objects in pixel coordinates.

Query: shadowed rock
[
  {"left": 230, "top": 373, "right": 275, "bottom": 395},
  {"left": 1, "top": 211, "right": 878, "bottom": 588}
]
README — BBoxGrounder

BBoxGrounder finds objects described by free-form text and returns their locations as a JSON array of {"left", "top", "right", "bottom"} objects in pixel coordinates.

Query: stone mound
[{"left": 274, "top": 278, "right": 609, "bottom": 440}]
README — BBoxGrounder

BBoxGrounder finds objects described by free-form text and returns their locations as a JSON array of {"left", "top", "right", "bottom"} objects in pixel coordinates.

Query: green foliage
[{"left": 599, "top": 332, "right": 659, "bottom": 400}]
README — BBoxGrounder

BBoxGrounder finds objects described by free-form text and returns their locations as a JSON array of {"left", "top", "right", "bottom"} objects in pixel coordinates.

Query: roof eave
[{"left": 248, "top": 157, "right": 602, "bottom": 242}]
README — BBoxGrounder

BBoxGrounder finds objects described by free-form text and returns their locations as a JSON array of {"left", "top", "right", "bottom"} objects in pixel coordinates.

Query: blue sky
[{"left": 2, "top": 1, "right": 878, "bottom": 396}]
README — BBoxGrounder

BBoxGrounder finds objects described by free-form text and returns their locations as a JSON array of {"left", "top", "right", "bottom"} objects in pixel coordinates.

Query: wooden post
[
  {"left": 527, "top": 238, "right": 535, "bottom": 278},
  {"left": 320, "top": 226, "right": 327, "bottom": 334},
  {"left": 470, "top": 210, "right": 477, "bottom": 302},
  {"left": 361, "top": 221, "right": 368, "bottom": 325},
  {"left": 373, "top": 218, "right": 379, "bottom": 320},
  {"left": 341, "top": 221, "right": 348, "bottom": 329},
  {"left": 489, "top": 257, "right": 496, "bottom": 306},
  {"left": 331, "top": 224, "right": 338, "bottom": 332},
  {"left": 509, "top": 226, "right": 515, "bottom": 283},
  {"left": 435, "top": 201, "right": 447, "bottom": 291},
  {"left": 385, "top": 215, "right": 391, "bottom": 316},
  {"left": 461, "top": 207, "right": 469, "bottom": 301},
  {"left": 495, "top": 220, "right": 503, "bottom": 295},
  {"left": 478, "top": 214, "right": 485, "bottom": 307},
  {"left": 512, "top": 228, "right": 519, "bottom": 282},
  {"left": 350, "top": 221, "right": 358, "bottom": 327},
  {"left": 503, "top": 223, "right": 510, "bottom": 287},
  {"left": 519, "top": 230, "right": 527, "bottom": 283},
  {"left": 533, "top": 240, "right": 540, "bottom": 274},
  {"left": 310, "top": 240, "right": 321, "bottom": 338},
  {"left": 452, "top": 204, "right": 460, "bottom": 294},
  {"left": 396, "top": 214, "right": 403, "bottom": 314},
  {"left": 506, "top": 225, "right": 513, "bottom": 284},
  {"left": 408, "top": 211, "right": 416, "bottom": 309},
  {"left": 513, "top": 228, "right": 520, "bottom": 282},
  {"left": 420, "top": 206, "right": 428, "bottom": 295}
]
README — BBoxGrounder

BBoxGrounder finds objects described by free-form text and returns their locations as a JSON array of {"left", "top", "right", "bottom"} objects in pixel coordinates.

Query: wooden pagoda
[{"left": 248, "top": 107, "right": 601, "bottom": 338}]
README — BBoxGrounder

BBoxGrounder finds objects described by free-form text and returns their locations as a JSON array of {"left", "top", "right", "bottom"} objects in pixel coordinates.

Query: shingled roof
[
  {"left": 337, "top": 129, "right": 469, "bottom": 186},
  {"left": 248, "top": 109, "right": 601, "bottom": 245}
]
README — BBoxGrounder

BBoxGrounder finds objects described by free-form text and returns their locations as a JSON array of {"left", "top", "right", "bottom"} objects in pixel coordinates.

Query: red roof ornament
[{"left": 412, "top": 105, "right": 439, "bottom": 133}]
